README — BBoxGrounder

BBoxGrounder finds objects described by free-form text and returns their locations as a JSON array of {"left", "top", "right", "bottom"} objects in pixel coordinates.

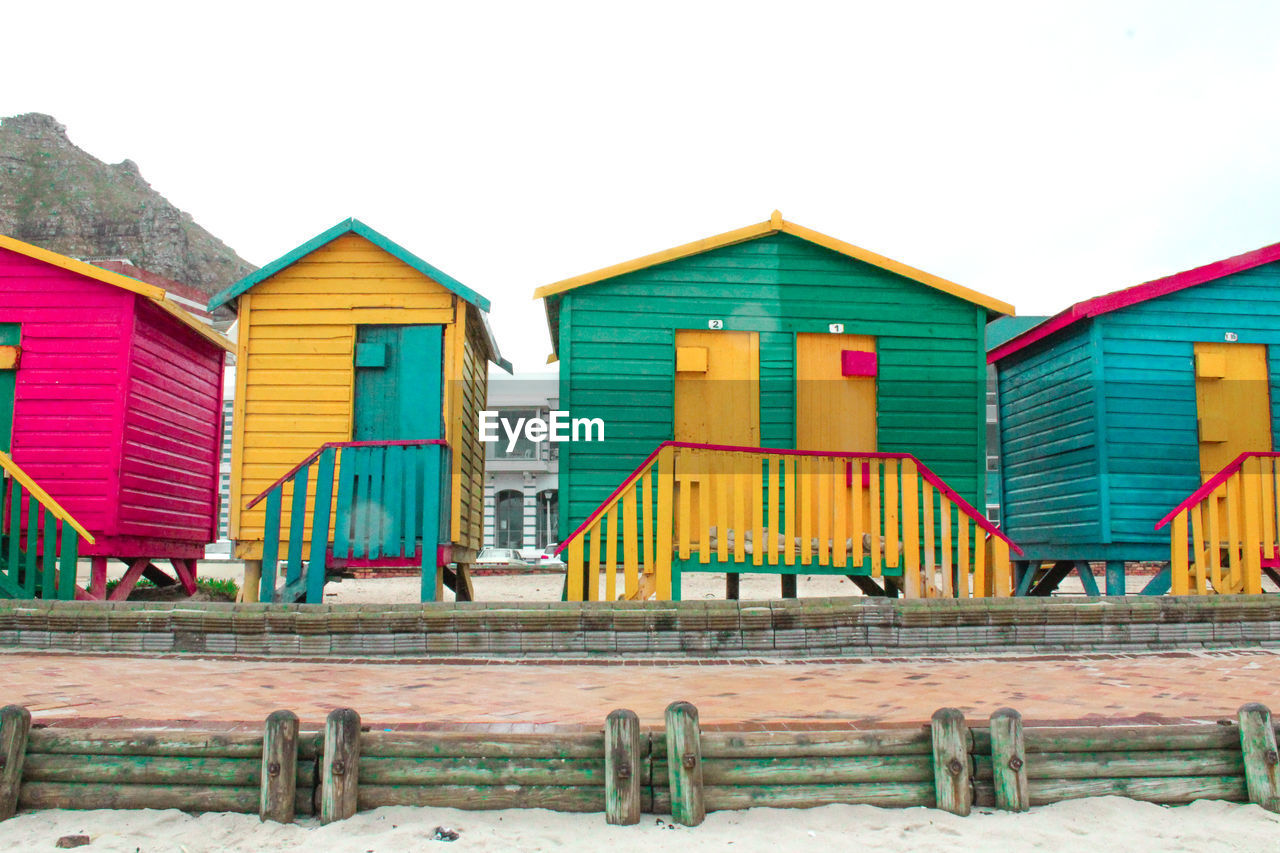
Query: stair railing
[
  {"left": 1155, "top": 451, "right": 1280, "bottom": 595},
  {"left": 0, "top": 450, "right": 95, "bottom": 600},
  {"left": 558, "top": 441, "right": 1021, "bottom": 601},
  {"left": 245, "top": 439, "right": 451, "bottom": 603}
]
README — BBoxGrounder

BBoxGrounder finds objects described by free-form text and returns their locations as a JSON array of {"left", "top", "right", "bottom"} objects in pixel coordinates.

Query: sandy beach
[{"left": 2, "top": 798, "right": 1277, "bottom": 852}]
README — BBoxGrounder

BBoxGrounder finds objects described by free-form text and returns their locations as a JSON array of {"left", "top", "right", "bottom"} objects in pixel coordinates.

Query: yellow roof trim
[
  {"left": 532, "top": 214, "right": 1015, "bottom": 316},
  {"left": 0, "top": 233, "right": 234, "bottom": 353}
]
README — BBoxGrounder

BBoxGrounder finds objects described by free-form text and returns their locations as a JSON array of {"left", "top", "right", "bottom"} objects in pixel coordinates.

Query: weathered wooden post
[
  {"left": 605, "top": 709, "right": 641, "bottom": 825},
  {"left": 0, "top": 705, "right": 32, "bottom": 821},
  {"left": 665, "top": 701, "right": 704, "bottom": 826},
  {"left": 320, "top": 708, "right": 361, "bottom": 824},
  {"left": 931, "top": 707, "right": 972, "bottom": 816},
  {"left": 989, "top": 708, "right": 1028, "bottom": 812},
  {"left": 260, "top": 710, "right": 300, "bottom": 823},
  {"left": 1238, "top": 703, "right": 1279, "bottom": 812}
]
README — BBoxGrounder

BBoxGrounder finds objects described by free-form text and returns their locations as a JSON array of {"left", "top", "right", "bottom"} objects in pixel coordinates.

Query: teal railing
[
  {"left": 246, "top": 439, "right": 451, "bottom": 604},
  {"left": 0, "top": 450, "right": 96, "bottom": 600}
]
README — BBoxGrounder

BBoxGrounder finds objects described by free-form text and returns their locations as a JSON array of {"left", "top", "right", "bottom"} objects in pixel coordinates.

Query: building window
[
  {"left": 486, "top": 408, "right": 544, "bottom": 460},
  {"left": 495, "top": 490, "right": 524, "bottom": 548}
]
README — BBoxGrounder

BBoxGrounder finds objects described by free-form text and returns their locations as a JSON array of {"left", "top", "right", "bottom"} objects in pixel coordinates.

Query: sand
[{"left": 1, "top": 798, "right": 1276, "bottom": 852}]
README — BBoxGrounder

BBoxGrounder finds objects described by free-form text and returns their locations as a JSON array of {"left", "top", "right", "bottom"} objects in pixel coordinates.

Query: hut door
[
  {"left": 353, "top": 325, "right": 444, "bottom": 441},
  {"left": 795, "top": 333, "right": 876, "bottom": 452},
  {"left": 673, "top": 330, "right": 760, "bottom": 539},
  {"left": 0, "top": 324, "right": 18, "bottom": 454},
  {"left": 1194, "top": 342, "right": 1272, "bottom": 481}
]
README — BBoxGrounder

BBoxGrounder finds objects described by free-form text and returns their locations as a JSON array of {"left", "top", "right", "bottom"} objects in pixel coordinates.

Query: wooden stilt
[
  {"left": 242, "top": 559, "right": 263, "bottom": 603},
  {"left": 454, "top": 563, "right": 474, "bottom": 601},
  {"left": 87, "top": 556, "right": 109, "bottom": 599},
  {"left": 847, "top": 575, "right": 887, "bottom": 596},
  {"left": 725, "top": 573, "right": 740, "bottom": 599},
  {"left": 172, "top": 558, "right": 199, "bottom": 595},
  {"left": 1105, "top": 560, "right": 1126, "bottom": 596},
  {"left": 141, "top": 563, "right": 177, "bottom": 587},
  {"left": 780, "top": 574, "right": 797, "bottom": 599},
  {"left": 108, "top": 558, "right": 152, "bottom": 601}
]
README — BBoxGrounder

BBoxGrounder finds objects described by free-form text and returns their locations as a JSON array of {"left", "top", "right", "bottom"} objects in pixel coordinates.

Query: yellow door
[
  {"left": 674, "top": 330, "right": 759, "bottom": 544},
  {"left": 795, "top": 333, "right": 876, "bottom": 452},
  {"left": 1194, "top": 342, "right": 1272, "bottom": 481}
]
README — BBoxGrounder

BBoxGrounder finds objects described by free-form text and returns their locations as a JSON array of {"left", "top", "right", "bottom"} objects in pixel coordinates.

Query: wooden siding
[
  {"left": 116, "top": 297, "right": 224, "bottom": 548},
  {"left": 1097, "top": 261, "right": 1280, "bottom": 548},
  {"left": 453, "top": 307, "right": 489, "bottom": 554},
  {"left": 556, "top": 233, "right": 987, "bottom": 539},
  {"left": 0, "top": 247, "right": 131, "bottom": 538},
  {"left": 996, "top": 325, "right": 1102, "bottom": 551},
  {"left": 230, "top": 233, "right": 457, "bottom": 557}
]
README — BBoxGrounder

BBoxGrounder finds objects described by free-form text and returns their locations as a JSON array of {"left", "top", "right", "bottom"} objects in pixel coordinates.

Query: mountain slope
[{"left": 0, "top": 112, "right": 254, "bottom": 300}]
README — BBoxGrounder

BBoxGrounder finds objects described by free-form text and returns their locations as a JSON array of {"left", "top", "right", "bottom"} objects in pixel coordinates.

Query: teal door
[
  {"left": 342, "top": 325, "right": 446, "bottom": 563},
  {"left": 353, "top": 325, "right": 444, "bottom": 440},
  {"left": 0, "top": 324, "right": 19, "bottom": 454}
]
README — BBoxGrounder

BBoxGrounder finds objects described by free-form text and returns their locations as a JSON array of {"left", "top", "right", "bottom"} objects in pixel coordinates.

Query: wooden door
[
  {"left": 353, "top": 325, "right": 443, "bottom": 441},
  {"left": 795, "top": 333, "right": 876, "bottom": 452},
  {"left": 0, "top": 324, "right": 17, "bottom": 454},
  {"left": 674, "top": 330, "right": 759, "bottom": 543},
  {"left": 1194, "top": 342, "right": 1272, "bottom": 481},
  {"left": 349, "top": 325, "right": 444, "bottom": 554}
]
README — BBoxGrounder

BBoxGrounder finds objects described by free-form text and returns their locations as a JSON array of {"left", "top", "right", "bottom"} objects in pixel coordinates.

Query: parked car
[
  {"left": 474, "top": 548, "right": 531, "bottom": 569},
  {"left": 538, "top": 546, "right": 566, "bottom": 569}
]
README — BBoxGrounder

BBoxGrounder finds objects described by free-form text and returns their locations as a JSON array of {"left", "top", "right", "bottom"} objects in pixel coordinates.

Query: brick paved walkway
[{"left": 5, "top": 647, "right": 1278, "bottom": 731}]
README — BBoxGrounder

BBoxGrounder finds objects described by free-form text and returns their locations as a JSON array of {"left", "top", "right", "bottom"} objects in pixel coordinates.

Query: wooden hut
[
  {"left": 208, "top": 218, "right": 509, "bottom": 603},
  {"left": 0, "top": 233, "right": 232, "bottom": 600},
  {"left": 989, "top": 241, "right": 1280, "bottom": 596},
  {"left": 535, "top": 212, "right": 1020, "bottom": 601}
]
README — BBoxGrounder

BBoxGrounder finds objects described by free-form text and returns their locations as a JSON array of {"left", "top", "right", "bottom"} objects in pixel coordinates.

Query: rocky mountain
[{"left": 0, "top": 113, "right": 254, "bottom": 303}]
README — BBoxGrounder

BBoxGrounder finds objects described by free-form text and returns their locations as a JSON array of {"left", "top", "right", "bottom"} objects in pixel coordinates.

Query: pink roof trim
[{"left": 989, "top": 240, "right": 1280, "bottom": 364}]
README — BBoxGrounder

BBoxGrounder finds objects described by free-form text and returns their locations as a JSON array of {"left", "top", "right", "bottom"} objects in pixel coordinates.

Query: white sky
[{"left": 4, "top": 1, "right": 1280, "bottom": 371}]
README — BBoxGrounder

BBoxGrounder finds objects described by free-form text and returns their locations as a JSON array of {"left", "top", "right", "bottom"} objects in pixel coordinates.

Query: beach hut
[
  {"left": 0, "top": 233, "right": 232, "bottom": 600},
  {"left": 989, "top": 241, "right": 1280, "bottom": 596},
  {"left": 535, "top": 212, "right": 1020, "bottom": 601},
  {"left": 208, "top": 218, "right": 509, "bottom": 603}
]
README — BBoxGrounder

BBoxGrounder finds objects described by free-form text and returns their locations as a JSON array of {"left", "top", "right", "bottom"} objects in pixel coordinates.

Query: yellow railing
[
  {"left": 1156, "top": 452, "right": 1280, "bottom": 595},
  {"left": 560, "top": 442, "right": 1020, "bottom": 601}
]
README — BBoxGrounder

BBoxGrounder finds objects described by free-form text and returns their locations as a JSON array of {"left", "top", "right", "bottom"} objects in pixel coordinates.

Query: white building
[{"left": 483, "top": 371, "right": 560, "bottom": 552}]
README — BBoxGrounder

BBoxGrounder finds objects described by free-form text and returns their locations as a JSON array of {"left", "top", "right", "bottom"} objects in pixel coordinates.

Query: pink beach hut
[{"left": 0, "top": 234, "right": 233, "bottom": 599}]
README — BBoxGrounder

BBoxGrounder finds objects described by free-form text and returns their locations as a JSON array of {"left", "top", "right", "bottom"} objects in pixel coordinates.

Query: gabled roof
[
  {"left": 988, "top": 239, "right": 1280, "bottom": 364},
  {"left": 207, "top": 217, "right": 491, "bottom": 313},
  {"left": 0, "top": 233, "right": 233, "bottom": 353},
  {"left": 208, "top": 218, "right": 509, "bottom": 371},
  {"left": 533, "top": 211, "right": 1016, "bottom": 314}
]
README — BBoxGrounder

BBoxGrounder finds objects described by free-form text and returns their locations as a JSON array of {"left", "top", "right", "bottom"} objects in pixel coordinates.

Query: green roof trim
[{"left": 207, "top": 218, "right": 491, "bottom": 313}]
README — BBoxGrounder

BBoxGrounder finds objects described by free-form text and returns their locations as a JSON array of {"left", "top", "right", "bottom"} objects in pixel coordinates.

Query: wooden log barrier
[
  {"left": 0, "top": 705, "right": 32, "bottom": 820},
  {"left": 1238, "top": 703, "right": 1280, "bottom": 812},
  {"left": 665, "top": 701, "right": 705, "bottom": 826},
  {"left": 261, "top": 710, "right": 300, "bottom": 823},
  {"left": 320, "top": 708, "right": 361, "bottom": 824},
  {"left": 989, "top": 708, "right": 1027, "bottom": 812},
  {"left": 931, "top": 708, "right": 973, "bottom": 816},
  {"left": 606, "top": 709, "right": 641, "bottom": 825}
]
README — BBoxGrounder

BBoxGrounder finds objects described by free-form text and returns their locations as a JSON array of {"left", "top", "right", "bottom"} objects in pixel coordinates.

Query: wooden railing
[
  {"left": 0, "top": 450, "right": 95, "bottom": 600},
  {"left": 246, "top": 440, "right": 451, "bottom": 604},
  {"left": 559, "top": 442, "right": 1021, "bottom": 601},
  {"left": 1156, "top": 451, "right": 1280, "bottom": 595}
]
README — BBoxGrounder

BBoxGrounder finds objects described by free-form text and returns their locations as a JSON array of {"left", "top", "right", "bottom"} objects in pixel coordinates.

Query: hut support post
[
  {"left": 665, "top": 701, "right": 704, "bottom": 826},
  {"left": 605, "top": 709, "right": 641, "bottom": 825},
  {"left": 1238, "top": 703, "right": 1279, "bottom": 812},
  {"left": 930, "top": 707, "right": 972, "bottom": 816},
  {"left": 1105, "top": 560, "right": 1125, "bottom": 596},
  {"left": 260, "top": 710, "right": 300, "bottom": 823},
  {"left": 242, "top": 560, "right": 262, "bottom": 603},
  {"left": 989, "top": 708, "right": 1028, "bottom": 812},
  {"left": 320, "top": 708, "right": 361, "bottom": 824},
  {"left": 0, "top": 705, "right": 32, "bottom": 821},
  {"left": 1074, "top": 561, "right": 1100, "bottom": 597}
]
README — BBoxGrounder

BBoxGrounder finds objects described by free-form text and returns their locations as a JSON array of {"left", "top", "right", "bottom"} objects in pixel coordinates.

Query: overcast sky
[{"left": 4, "top": 1, "right": 1279, "bottom": 371}]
